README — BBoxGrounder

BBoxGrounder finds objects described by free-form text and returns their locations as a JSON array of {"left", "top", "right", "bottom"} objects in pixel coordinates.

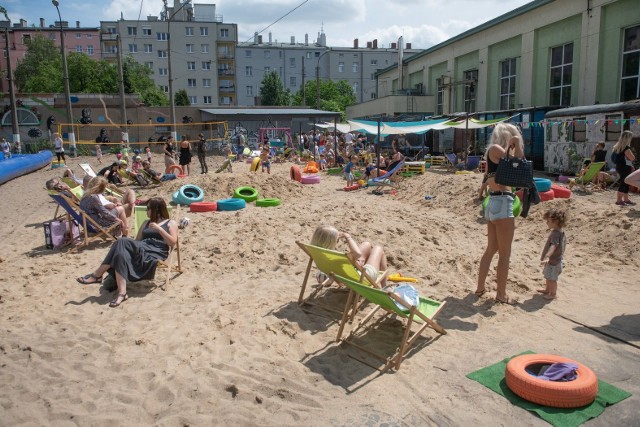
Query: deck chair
[
  {"left": 140, "top": 169, "right": 162, "bottom": 185},
  {"left": 465, "top": 155, "right": 482, "bottom": 171},
  {"left": 49, "top": 192, "right": 120, "bottom": 249},
  {"left": 79, "top": 163, "right": 97, "bottom": 177},
  {"left": 569, "top": 161, "right": 605, "bottom": 191},
  {"left": 296, "top": 241, "right": 387, "bottom": 315},
  {"left": 368, "top": 160, "right": 405, "bottom": 191},
  {"left": 333, "top": 273, "right": 446, "bottom": 372},
  {"left": 445, "top": 152, "right": 464, "bottom": 171}
]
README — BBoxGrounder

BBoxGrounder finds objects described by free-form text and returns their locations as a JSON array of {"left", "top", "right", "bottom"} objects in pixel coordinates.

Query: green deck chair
[
  {"left": 333, "top": 273, "right": 446, "bottom": 372},
  {"left": 571, "top": 161, "right": 605, "bottom": 191},
  {"left": 296, "top": 241, "right": 387, "bottom": 315}
]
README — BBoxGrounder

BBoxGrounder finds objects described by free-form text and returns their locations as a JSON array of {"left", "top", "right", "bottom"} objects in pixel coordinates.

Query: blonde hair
[
  {"left": 613, "top": 130, "right": 633, "bottom": 154},
  {"left": 310, "top": 225, "right": 339, "bottom": 249},
  {"left": 82, "top": 176, "right": 107, "bottom": 199},
  {"left": 485, "top": 122, "right": 523, "bottom": 158}
]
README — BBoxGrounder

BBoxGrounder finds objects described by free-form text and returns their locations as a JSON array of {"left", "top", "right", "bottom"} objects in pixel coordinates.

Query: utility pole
[
  {"left": 52, "top": 0, "right": 76, "bottom": 156},
  {"left": 166, "top": 0, "right": 192, "bottom": 140},
  {"left": 301, "top": 56, "right": 305, "bottom": 106},
  {"left": 4, "top": 29, "right": 19, "bottom": 149},
  {"left": 116, "top": 34, "right": 128, "bottom": 143}
]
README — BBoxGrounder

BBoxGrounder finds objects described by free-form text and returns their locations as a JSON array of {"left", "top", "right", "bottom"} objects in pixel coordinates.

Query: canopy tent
[
  {"left": 380, "top": 118, "right": 450, "bottom": 135},
  {"left": 435, "top": 115, "right": 517, "bottom": 130},
  {"left": 314, "top": 122, "right": 351, "bottom": 134}
]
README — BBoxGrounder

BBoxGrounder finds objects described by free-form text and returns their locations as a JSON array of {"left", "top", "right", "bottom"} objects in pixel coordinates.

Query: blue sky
[{"left": 9, "top": 0, "right": 531, "bottom": 49}]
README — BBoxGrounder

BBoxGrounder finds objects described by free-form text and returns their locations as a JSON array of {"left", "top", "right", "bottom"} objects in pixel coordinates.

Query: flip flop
[
  {"left": 474, "top": 289, "right": 487, "bottom": 297},
  {"left": 109, "top": 293, "right": 128, "bottom": 308},
  {"left": 494, "top": 297, "right": 519, "bottom": 305},
  {"left": 76, "top": 273, "right": 102, "bottom": 285}
]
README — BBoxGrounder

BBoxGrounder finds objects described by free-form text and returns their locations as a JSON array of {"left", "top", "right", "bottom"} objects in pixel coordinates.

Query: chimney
[
  {"left": 290, "top": 36, "right": 295, "bottom": 45},
  {"left": 366, "top": 41, "right": 372, "bottom": 48},
  {"left": 258, "top": 35, "right": 262, "bottom": 44},
  {"left": 373, "top": 39, "right": 378, "bottom": 49},
  {"left": 391, "top": 42, "right": 396, "bottom": 49},
  {"left": 253, "top": 31, "right": 258, "bottom": 44},
  {"left": 305, "top": 33, "right": 308, "bottom": 46},
  {"left": 406, "top": 42, "right": 411, "bottom": 49},
  {"left": 19, "top": 19, "right": 27, "bottom": 27},
  {"left": 268, "top": 32, "right": 272, "bottom": 45},
  {"left": 40, "top": 18, "right": 45, "bottom": 28},
  {"left": 76, "top": 21, "right": 80, "bottom": 28},
  {"left": 353, "top": 38, "right": 358, "bottom": 49}
]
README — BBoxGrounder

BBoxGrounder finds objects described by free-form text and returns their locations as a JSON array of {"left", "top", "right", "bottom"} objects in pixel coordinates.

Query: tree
[
  {"left": 14, "top": 34, "right": 61, "bottom": 92},
  {"left": 123, "top": 56, "right": 155, "bottom": 94},
  {"left": 259, "top": 71, "right": 290, "bottom": 106},
  {"left": 174, "top": 89, "right": 190, "bottom": 106},
  {"left": 292, "top": 79, "right": 356, "bottom": 121},
  {"left": 140, "top": 86, "right": 169, "bottom": 106}
]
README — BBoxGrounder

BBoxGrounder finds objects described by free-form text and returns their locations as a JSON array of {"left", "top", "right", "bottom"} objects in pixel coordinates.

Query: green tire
[
  {"left": 233, "top": 186, "right": 259, "bottom": 202},
  {"left": 256, "top": 198, "right": 281, "bottom": 207}
]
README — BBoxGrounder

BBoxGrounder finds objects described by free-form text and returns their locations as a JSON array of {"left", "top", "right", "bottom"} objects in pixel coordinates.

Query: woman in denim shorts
[{"left": 475, "top": 123, "right": 525, "bottom": 305}]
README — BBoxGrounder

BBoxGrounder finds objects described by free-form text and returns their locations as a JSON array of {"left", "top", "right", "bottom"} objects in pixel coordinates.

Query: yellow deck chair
[
  {"left": 570, "top": 161, "right": 605, "bottom": 191},
  {"left": 333, "top": 273, "right": 446, "bottom": 372}
]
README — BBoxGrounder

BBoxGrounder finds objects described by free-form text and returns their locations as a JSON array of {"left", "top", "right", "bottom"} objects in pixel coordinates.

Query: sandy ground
[{"left": 0, "top": 154, "right": 638, "bottom": 426}]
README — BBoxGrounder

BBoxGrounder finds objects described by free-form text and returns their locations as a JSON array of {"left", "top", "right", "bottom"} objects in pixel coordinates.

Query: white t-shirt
[
  {"left": 98, "top": 194, "right": 112, "bottom": 206},
  {"left": 1, "top": 141, "right": 9, "bottom": 153}
]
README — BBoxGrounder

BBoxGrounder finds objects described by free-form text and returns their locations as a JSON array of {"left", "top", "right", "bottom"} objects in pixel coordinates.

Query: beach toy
[
  {"left": 216, "top": 198, "right": 246, "bottom": 211},
  {"left": 172, "top": 184, "right": 204, "bottom": 206},
  {"left": 250, "top": 157, "right": 261, "bottom": 171},
  {"left": 256, "top": 198, "right": 281, "bottom": 207},
  {"left": 387, "top": 273, "right": 418, "bottom": 283},
  {"left": 551, "top": 184, "right": 571, "bottom": 199},
  {"left": 233, "top": 186, "right": 259, "bottom": 202},
  {"left": 189, "top": 201, "right": 217, "bottom": 212},
  {"left": 357, "top": 179, "right": 366, "bottom": 187},
  {"left": 303, "top": 161, "right": 319, "bottom": 173},
  {"left": 166, "top": 164, "right": 184, "bottom": 175},
  {"left": 539, "top": 189, "right": 555, "bottom": 202},
  {"left": 344, "top": 184, "right": 359, "bottom": 191},
  {"left": 215, "top": 158, "right": 232, "bottom": 173},
  {"left": 290, "top": 165, "right": 302, "bottom": 182},
  {"left": 558, "top": 175, "right": 571, "bottom": 183},
  {"left": 483, "top": 194, "right": 522, "bottom": 217},
  {"left": 505, "top": 354, "right": 598, "bottom": 408},
  {"left": 116, "top": 153, "right": 122, "bottom": 160},
  {"left": 243, "top": 147, "right": 251, "bottom": 156},
  {"left": 177, "top": 174, "right": 187, "bottom": 179},
  {"left": 178, "top": 217, "right": 190, "bottom": 230},
  {"left": 0, "top": 152, "right": 53, "bottom": 185},
  {"left": 50, "top": 160, "right": 63, "bottom": 170},
  {"left": 534, "top": 177, "right": 552, "bottom": 192},
  {"left": 300, "top": 175, "right": 321, "bottom": 184}
]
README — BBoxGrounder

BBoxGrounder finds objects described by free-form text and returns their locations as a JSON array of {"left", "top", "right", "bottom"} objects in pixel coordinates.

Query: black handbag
[{"left": 494, "top": 154, "right": 533, "bottom": 188}]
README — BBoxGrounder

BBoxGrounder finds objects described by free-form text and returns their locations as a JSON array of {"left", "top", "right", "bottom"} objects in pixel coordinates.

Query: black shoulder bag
[{"left": 494, "top": 153, "right": 533, "bottom": 188}]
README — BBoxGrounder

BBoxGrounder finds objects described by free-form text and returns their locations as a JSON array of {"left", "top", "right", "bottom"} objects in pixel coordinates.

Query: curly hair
[{"left": 543, "top": 209, "right": 567, "bottom": 228}]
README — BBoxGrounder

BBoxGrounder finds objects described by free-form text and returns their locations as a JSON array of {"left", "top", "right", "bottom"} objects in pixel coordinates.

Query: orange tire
[
  {"left": 290, "top": 165, "right": 302, "bottom": 182},
  {"left": 505, "top": 354, "right": 598, "bottom": 408},
  {"left": 166, "top": 164, "right": 184, "bottom": 175}
]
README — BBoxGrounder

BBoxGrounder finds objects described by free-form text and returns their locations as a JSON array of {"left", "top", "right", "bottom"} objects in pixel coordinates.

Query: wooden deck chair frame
[
  {"left": 296, "top": 241, "right": 387, "bottom": 316},
  {"left": 369, "top": 161, "right": 406, "bottom": 191},
  {"left": 49, "top": 192, "right": 120, "bottom": 249},
  {"left": 445, "top": 152, "right": 464, "bottom": 171},
  {"left": 333, "top": 273, "right": 446, "bottom": 372},
  {"left": 574, "top": 161, "right": 605, "bottom": 191}
]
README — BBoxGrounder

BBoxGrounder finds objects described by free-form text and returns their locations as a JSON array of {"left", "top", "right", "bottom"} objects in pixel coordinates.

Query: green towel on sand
[{"left": 466, "top": 351, "right": 631, "bottom": 427}]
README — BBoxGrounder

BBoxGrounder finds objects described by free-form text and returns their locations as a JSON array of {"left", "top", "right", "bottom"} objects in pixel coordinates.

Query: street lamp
[
  {"left": 51, "top": 0, "right": 76, "bottom": 156},
  {"left": 166, "top": 0, "right": 191, "bottom": 140}
]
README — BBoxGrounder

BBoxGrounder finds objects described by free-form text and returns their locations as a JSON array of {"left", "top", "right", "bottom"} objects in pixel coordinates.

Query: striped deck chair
[{"left": 368, "top": 160, "right": 405, "bottom": 192}]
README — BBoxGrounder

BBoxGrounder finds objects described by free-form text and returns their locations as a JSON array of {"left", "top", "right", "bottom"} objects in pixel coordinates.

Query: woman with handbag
[
  {"left": 475, "top": 123, "right": 525, "bottom": 305},
  {"left": 612, "top": 130, "right": 636, "bottom": 206}
]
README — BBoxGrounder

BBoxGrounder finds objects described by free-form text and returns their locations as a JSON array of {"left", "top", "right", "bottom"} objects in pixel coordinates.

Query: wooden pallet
[{"left": 403, "top": 161, "right": 426, "bottom": 174}]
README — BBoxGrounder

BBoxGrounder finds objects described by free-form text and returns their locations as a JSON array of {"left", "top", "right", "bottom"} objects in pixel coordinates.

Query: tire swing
[
  {"left": 172, "top": 184, "right": 204, "bottom": 206},
  {"left": 190, "top": 201, "right": 217, "bottom": 212},
  {"left": 483, "top": 194, "right": 522, "bottom": 217},
  {"left": 233, "top": 186, "right": 259, "bottom": 202},
  {"left": 256, "top": 198, "right": 281, "bottom": 207},
  {"left": 166, "top": 164, "right": 184, "bottom": 175},
  {"left": 290, "top": 165, "right": 302, "bottom": 182},
  {"left": 250, "top": 157, "right": 261, "bottom": 172},
  {"left": 217, "top": 198, "right": 246, "bottom": 211},
  {"left": 505, "top": 354, "right": 598, "bottom": 408},
  {"left": 300, "top": 175, "right": 321, "bottom": 184}
]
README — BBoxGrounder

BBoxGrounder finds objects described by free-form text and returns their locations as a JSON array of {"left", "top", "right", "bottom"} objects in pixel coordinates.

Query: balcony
[
  {"left": 100, "top": 32, "right": 118, "bottom": 41},
  {"left": 219, "top": 86, "right": 235, "bottom": 93},
  {"left": 218, "top": 69, "right": 235, "bottom": 76}
]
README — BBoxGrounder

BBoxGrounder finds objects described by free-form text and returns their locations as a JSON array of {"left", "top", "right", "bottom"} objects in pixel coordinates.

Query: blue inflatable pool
[{"left": 0, "top": 151, "right": 53, "bottom": 186}]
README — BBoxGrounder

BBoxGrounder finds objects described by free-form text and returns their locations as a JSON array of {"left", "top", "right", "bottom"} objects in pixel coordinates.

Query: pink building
[{"left": 0, "top": 18, "right": 100, "bottom": 92}]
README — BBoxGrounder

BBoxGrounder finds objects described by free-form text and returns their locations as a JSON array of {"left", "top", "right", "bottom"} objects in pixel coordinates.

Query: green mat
[{"left": 466, "top": 351, "right": 631, "bottom": 427}]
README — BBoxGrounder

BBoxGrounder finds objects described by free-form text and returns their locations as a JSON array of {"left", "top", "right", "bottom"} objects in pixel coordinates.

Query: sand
[{"left": 0, "top": 155, "right": 638, "bottom": 426}]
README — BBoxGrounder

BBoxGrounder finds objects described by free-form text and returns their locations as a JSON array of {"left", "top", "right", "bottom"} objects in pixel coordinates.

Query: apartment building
[{"left": 101, "top": 1, "right": 237, "bottom": 107}]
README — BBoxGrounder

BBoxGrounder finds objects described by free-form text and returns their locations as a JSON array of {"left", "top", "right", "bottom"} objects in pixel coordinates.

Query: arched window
[{"left": 1, "top": 108, "right": 41, "bottom": 126}]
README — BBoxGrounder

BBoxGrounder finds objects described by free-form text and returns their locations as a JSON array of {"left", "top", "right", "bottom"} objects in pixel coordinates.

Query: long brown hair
[
  {"left": 82, "top": 176, "right": 107, "bottom": 199},
  {"left": 147, "top": 197, "right": 170, "bottom": 223}
]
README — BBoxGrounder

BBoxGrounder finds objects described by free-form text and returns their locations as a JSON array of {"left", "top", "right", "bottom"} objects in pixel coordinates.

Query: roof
[
  {"left": 200, "top": 108, "right": 339, "bottom": 117},
  {"left": 545, "top": 100, "right": 640, "bottom": 118}
]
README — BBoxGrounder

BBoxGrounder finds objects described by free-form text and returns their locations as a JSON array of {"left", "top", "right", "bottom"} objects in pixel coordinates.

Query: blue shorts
[{"left": 485, "top": 194, "right": 514, "bottom": 221}]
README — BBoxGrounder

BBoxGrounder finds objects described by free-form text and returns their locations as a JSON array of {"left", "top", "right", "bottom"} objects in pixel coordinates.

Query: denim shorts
[
  {"left": 543, "top": 262, "right": 563, "bottom": 281},
  {"left": 485, "top": 194, "right": 514, "bottom": 221}
]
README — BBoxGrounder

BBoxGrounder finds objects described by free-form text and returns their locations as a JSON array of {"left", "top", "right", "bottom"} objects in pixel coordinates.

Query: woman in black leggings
[
  {"left": 613, "top": 130, "right": 636, "bottom": 206},
  {"left": 54, "top": 132, "right": 66, "bottom": 164}
]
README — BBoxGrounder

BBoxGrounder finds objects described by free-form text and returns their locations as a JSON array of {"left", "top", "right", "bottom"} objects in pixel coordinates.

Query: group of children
[{"left": 95, "top": 142, "right": 153, "bottom": 167}]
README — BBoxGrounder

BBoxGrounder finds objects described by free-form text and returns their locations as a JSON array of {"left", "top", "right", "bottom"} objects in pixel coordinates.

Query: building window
[
  {"left": 605, "top": 114, "right": 622, "bottom": 141},
  {"left": 245, "top": 50, "right": 252, "bottom": 58},
  {"left": 573, "top": 117, "right": 586, "bottom": 142},
  {"left": 464, "top": 69, "right": 478, "bottom": 113},
  {"left": 549, "top": 43, "right": 573, "bottom": 106},
  {"left": 189, "top": 96, "right": 197, "bottom": 104},
  {"left": 246, "top": 66, "right": 253, "bottom": 76},
  {"left": 436, "top": 78, "right": 444, "bottom": 115},
  {"left": 353, "top": 82, "right": 358, "bottom": 93},
  {"left": 127, "top": 27, "right": 137, "bottom": 36},
  {"left": 315, "top": 52, "right": 320, "bottom": 58},
  {"left": 203, "top": 96, "right": 212, "bottom": 104},
  {"left": 160, "top": 85, "right": 169, "bottom": 93},
  {"left": 144, "top": 44, "right": 152, "bottom": 53},
  {"left": 128, "top": 44, "right": 137, "bottom": 53},
  {"left": 200, "top": 27, "right": 208, "bottom": 36},
  {"left": 220, "top": 28, "right": 229, "bottom": 38},
  {"left": 106, "top": 27, "right": 116, "bottom": 34},
  {"left": 201, "top": 44, "right": 209, "bottom": 53},
  {"left": 220, "top": 96, "right": 231, "bottom": 105},
  {"left": 145, "top": 61, "right": 153, "bottom": 69},
  {"left": 159, "top": 68, "right": 168, "bottom": 76},
  {"left": 338, "top": 62, "right": 344, "bottom": 73},
  {"left": 76, "top": 45, "right": 83, "bottom": 53},
  {"left": 203, "top": 78, "right": 211, "bottom": 87},
  {"left": 186, "top": 44, "right": 194, "bottom": 53},
  {"left": 142, "top": 28, "right": 151, "bottom": 36},
  {"left": 289, "top": 57, "right": 296, "bottom": 67},
  {"left": 87, "top": 45, "right": 94, "bottom": 55},
  {"left": 158, "top": 50, "right": 167, "bottom": 58},
  {"left": 371, "top": 93, "right": 377, "bottom": 100},
  {"left": 306, "top": 52, "right": 312, "bottom": 59},
  {"left": 247, "top": 86, "right": 253, "bottom": 96},
  {"left": 202, "top": 61, "right": 211, "bottom": 70},
  {"left": 352, "top": 62, "right": 358, "bottom": 72},
  {"left": 290, "top": 76, "right": 296, "bottom": 86},
  {"left": 264, "top": 66, "right": 271, "bottom": 74},
  {"left": 621, "top": 25, "right": 640, "bottom": 102},
  {"left": 371, "top": 73, "right": 375, "bottom": 80},
  {"left": 87, "top": 34, "right": 92, "bottom": 39},
  {"left": 75, "top": 33, "right": 81, "bottom": 39},
  {"left": 157, "top": 32, "right": 168, "bottom": 41},
  {"left": 49, "top": 33, "right": 56, "bottom": 40},
  {"left": 185, "top": 27, "right": 193, "bottom": 36},
  {"left": 188, "top": 78, "right": 196, "bottom": 87},
  {"left": 499, "top": 58, "right": 517, "bottom": 110},
  {"left": 370, "top": 59, "right": 378, "bottom": 65},
  {"left": 187, "top": 61, "right": 195, "bottom": 70},
  {"left": 264, "top": 50, "right": 271, "bottom": 59}
]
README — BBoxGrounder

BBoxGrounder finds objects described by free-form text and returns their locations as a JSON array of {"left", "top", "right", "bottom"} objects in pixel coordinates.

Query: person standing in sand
[
  {"left": 538, "top": 209, "right": 567, "bottom": 301},
  {"left": 179, "top": 135, "right": 192, "bottom": 176},
  {"left": 475, "top": 123, "right": 524, "bottom": 305}
]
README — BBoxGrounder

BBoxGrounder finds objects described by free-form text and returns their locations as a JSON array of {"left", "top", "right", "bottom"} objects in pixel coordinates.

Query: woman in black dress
[
  {"left": 76, "top": 197, "right": 178, "bottom": 307},
  {"left": 179, "top": 134, "right": 192, "bottom": 176},
  {"left": 196, "top": 133, "right": 208, "bottom": 174}
]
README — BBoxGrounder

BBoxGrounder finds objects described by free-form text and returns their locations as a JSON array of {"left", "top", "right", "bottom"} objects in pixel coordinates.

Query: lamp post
[
  {"left": 51, "top": 0, "right": 75, "bottom": 156},
  {"left": 166, "top": 0, "right": 191, "bottom": 140},
  {"left": 315, "top": 50, "right": 329, "bottom": 110}
]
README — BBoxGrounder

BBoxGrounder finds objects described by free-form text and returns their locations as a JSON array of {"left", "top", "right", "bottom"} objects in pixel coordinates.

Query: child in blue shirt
[{"left": 344, "top": 155, "right": 357, "bottom": 186}]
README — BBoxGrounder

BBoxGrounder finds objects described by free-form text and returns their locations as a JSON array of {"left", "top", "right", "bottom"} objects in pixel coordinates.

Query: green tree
[
  {"left": 174, "top": 89, "right": 190, "bottom": 106},
  {"left": 140, "top": 86, "right": 169, "bottom": 106},
  {"left": 292, "top": 79, "right": 355, "bottom": 120},
  {"left": 259, "top": 71, "right": 290, "bottom": 106},
  {"left": 123, "top": 56, "right": 155, "bottom": 94},
  {"left": 0, "top": 5, "right": 9, "bottom": 21},
  {"left": 14, "top": 34, "right": 61, "bottom": 92}
]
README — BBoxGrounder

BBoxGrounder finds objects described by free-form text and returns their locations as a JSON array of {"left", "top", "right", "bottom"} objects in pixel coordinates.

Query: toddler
[
  {"left": 95, "top": 144, "right": 102, "bottom": 164},
  {"left": 538, "top": 209, "right": 567, "bottom": 300},
  {"left": 145, "top": 145, "right": 152, "bottom": 163},
  {"left": 260, "top": 147, "right": 271, "bottom": 174},
  {"left": 344, "top": 155, "right": 357, "bottom": 187},
  {"left": 318, "top": 154, "right": 327, "bottom": 171}
]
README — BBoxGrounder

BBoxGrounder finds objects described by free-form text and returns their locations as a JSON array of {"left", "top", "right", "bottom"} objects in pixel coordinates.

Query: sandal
[
  {"left": 76, "top": 273, "right": 102, "bottom": 285},
  {"left": 109, "top": 293, "right": 128, "bottom": 308},
  {"left": 494, "top": 296, "right": 519, "bottom": 305},
  {"left": 474, "top": 288, "right": 488, "bottom": 297}
]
